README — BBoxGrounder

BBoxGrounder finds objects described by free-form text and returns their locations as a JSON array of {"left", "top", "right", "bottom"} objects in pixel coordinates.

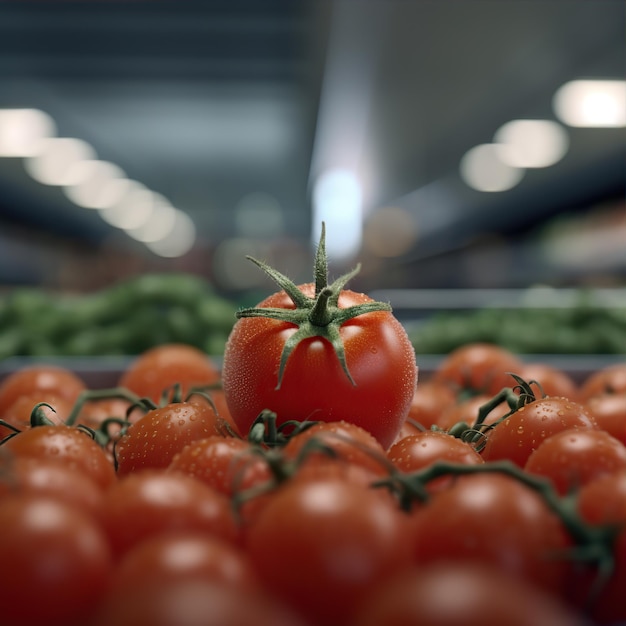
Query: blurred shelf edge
[{"left": 0, "top": 353, "right": 623, "bottom": 389}]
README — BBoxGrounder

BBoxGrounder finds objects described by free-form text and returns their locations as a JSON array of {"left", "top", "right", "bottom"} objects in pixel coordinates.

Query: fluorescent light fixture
[
  {"left": 460, "top": 144, "right": 524, "bottom": 192},
  {"left": 312, "top": 169, "right": 362, "bottom": 262},
  {"left": 124, "top": 193, "right": 177, "bottom": 243},
  {"left": 553, "top": 79, "right": 626, "bottom": 127},
  {"left": 494, "top": 119, "right": 569, "bottom": 168},
  {"left": 24, "top": 137, "right": 95, "bottom": 186},
  {"left": 99, "top": 182, "right": 155, "bottom": 230},
  {"left": 63, "top": 160, "right": 127, "bottom": 209},
  {"left": 0, "top": 108, "right": 56, "bottom": 157},
  {"left": 145, "top": 210, "right": 196, "bottom": 258}
]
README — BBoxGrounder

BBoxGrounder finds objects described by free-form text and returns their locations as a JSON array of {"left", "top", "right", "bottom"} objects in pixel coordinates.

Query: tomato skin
[
  {"left": 99, "top": 470, "right": 238, "bottom": 559},
  {"left": 0, "top": 494, "right": 112, "bottom": 626},
  {"left": 585, "top": 392, "right": 626, "bottom": 445},
  {"left": 118, "top": 343, "right": 221, "bottom": 403},
  {"left": 431, "top": 342, "right": 524, "bottom": 396},
  {"left": 579, "top": 362, "right": 626, "bottom": 401},
  {"left": 520, "top": 362, "right": 580, "bottom": 401},
  {"left": 245, "top": 477, "right": 414, "bottom": 625},
  {"left": 409, "top": 473, "right": 572, "bottom": 595},
  {"left": 2, "top": 424, "right": 116, "bottom": 490},
  {"left": 350, "top": 562, "right": 587, "bottom": 626},
  {"left": 481, "top": 396, "right": 598, "bottom": 467},
  {"left": 435, "top": 393, "right": 510, "bottom": 431},
  {"left": 524, "top": 428, "right": 626, "bottom": 495},
  {"left": 0, "top": 392, "right": 72, "bottom": 440},
  {"left": 115, "top": 401, "right": 227, "bottom": 476},
  {"left": 222, "top": 284, "right": 418, "bottom": 450},
  {"left": 402, "top": 381, "right": 457, "bottom": 430}
]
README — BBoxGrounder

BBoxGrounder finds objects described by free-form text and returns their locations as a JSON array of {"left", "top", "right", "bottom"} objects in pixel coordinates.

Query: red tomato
[
  {"left": 245, "top": 477, "right": 414, "bottom": 625},
  {"left": 431, "top": 342, "right": 524, "bottom": 396},
  {"left": 2, "top": 424, "right": 116, "bottom": 490},
  {"left": 520, "top": 362, "right": 580, "bottom": 401},
  {"left": 222, "top": 235, "right": 417, "bottom": 450},
  {"left": 92, "top": 578, "right": 308, "bottom": 626},
  {"left": 118, "top": 343, "right": 221, "bottom": 403},
  {"left": 0, "top": 494, "right": 112, "bottom": 626},
  {"left": 410, "top": 472, "right": 572, "bottom": 595},
  {"left": 0, "top": 365, "right": 86, "bottom": 418},
  {"left": 435, "top": 393, "right": 511, "bottom": 432},
  {"left": 579, "top": 362, "right": 626, "bottom": 401},
  {"left": 110, "top": 532, "right": 259, "bottom": 594},
  {"left": 0, "top": 456, "right": 105, "bottom": 518},
  {"left": 99, "top": 470, "right": 238, "bottom": 558},
  {"left": 168, "top": 435, "right": 272, "bottom": 498},
  {"left": 401, "top": 381, "right": 457, "bottom": 431},
  {"left": 115, "top": 401, "right": 227, "bottom": 476},
  {"left": 481, "top": 396, "right": 598, "bottom": 467},
  {"left": 0, "top": 392, "right": 72, "bottom": 440},
  {"left": 524, "top": 428, "right": 626, "bottom": 495},
  {"left": 351, "top": 562, "right": 587, "bottom": 626},
  {"left": 585, "top": 392, "right": 626, "bottom": 445}
]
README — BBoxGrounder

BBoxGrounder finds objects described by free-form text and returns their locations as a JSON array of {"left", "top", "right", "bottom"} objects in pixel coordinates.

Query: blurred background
[{"left": 0, "top": 0, "right": 624, "bottom": 362}]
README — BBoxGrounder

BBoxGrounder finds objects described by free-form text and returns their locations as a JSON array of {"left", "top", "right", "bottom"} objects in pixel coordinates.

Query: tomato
[
  {"left": 585, "top": 392, "right": 626, "bottom": 444},
  {"left": 115, "top": 401, "right": 228, "bottom": 476},
  {"left": 435, "top": 393, "right": 511, "bottom": 432},
  {"left": 168, "top": 435, "right": 272, "bottom": 498},
  {"left": 99, "top": 470, "right": 238, "bottom": 558},
  {"left": 0, "top": 494, "right": 112, "bottom": 626},
  {"left": 524, "top": 428, "right": 626, "bottom": 495},
  {"left": 520, "top": 362, "right": 580, "bottom": 401},
  {"left": 221, "top": 227, "right": 418, "bottom": 450},
  {"left": 281, "top": 420, "right": 391, "bottom": 477},
  {"left": 245, "top": 477, "right": 414, "bottom": 625},
  {"left": 351, "top": 562, "right": 587, "bottom": 626},
  {"left": 118, "top": 343, "right": 221, "bottom": 403},
  {"left": 2, "top": 424, "right": 116, "bottom": 490},
  {"left": 110, "top": 532, "right": 259, "bottom": 594},
  {"left": 579, "top": 362, "right": 626, "bottom": 401},
  {"left": 569, "top": 472, "right": 626, "bottom": 623},
  {"left": 400, "top": 381, "right": 457, "bottom": 431},
  {"left": 92, "top": 578, "right": 308, "bottom": 626},
  {"left": 431, "top": 342, "right": 524, "bottom": 397},
  {"left": 0, "top": 455, "right": 104, "bottom": 518},
  {"left": 0, "top": 392, "right": 71, "bottom": 440},
  {"left": 481, "top": 396, "right": 598, "bottom": 467},
  {"left": 410, "top": 472, "right": 572, "bottom": 595}
]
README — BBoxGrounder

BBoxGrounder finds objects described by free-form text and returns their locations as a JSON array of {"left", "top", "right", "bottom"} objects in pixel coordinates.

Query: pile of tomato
[{"left": 0, "top": 234, "right": 625, "bottom": 625}]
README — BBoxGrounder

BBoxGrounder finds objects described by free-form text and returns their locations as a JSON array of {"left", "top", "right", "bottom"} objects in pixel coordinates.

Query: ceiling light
[
  {"left": 63, "top": 160, "right": 127, "bottom": 209},
  {"left": 460, "top": 144, "right": 525, "bottom": 192},
  {"left": 24, "top": 137, "right": 95, "bottom": 186},
  {"left": 98, "top": 182, "right": 155, "bottom": 230},
  {"left": 145, "top": 211, "right": 196, "bottom": 258},
  {"left": 0, "top": 108, "right": 56, "bottom": 157},
  {"left": 124, "top": 194, "right": 177, "bottom": 243},
  {"left": 494, "top": 119, "right": 569, "bottom": 168},
  {"left": 312, "top": 169, "right": 362, "bottom": 263},
  {"left": 553, "top": 79, "right": 626, "bottom": 127}
]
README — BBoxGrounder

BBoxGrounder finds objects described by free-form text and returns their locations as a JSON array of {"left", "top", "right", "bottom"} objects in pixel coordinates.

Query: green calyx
[{"left": 236, "top": 223, "right": 392, "bottom": 389}]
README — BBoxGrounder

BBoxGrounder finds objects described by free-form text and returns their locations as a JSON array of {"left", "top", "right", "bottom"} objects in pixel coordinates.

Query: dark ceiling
[{"left": 0, "top": 0, "right": 624, "bottom": 287}]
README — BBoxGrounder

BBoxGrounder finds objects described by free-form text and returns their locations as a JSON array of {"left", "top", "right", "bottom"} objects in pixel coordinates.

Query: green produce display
[
  {"left": 409, "top": 302, "right": 626, "bottom": 355},
  {"left": 0, "top": 273, "right": 238, "bottom": 359}
]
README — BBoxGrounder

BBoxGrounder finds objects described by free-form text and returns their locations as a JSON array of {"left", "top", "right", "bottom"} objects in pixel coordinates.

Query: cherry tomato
[
  {"left": 524, "top": 428, "right": 626, "bottom": 495},
  {"left": 431, "top": 342, "right": 524, "bottom": 396},
  {"left": 2, "top": 424, "right": 116, "bottom": 490},
  {"left": 579, "top": 362, "right": 626, "bottom": 401},
  {"left": 0, "top": 392, "right": 71, "bottom": 440},
  {"left": 0, "top": 494, "right": 112, "bottom": 626},
  {"left": 585, "top": 392, "right": 626, "bottom": 445},
  {"left": 222, "top": 230, "right": 418, "bottom": 450},
  {"left": 520, "top": 362, "right": 580, "bottom": 401},
  {"left": 401, "top": 381, "right": 457, "bottom": 430},
  {"left": 118, "top": 343, "right": 221, "bottom": 403},
  {"left": 99, "top": 470, "right": 238, "bottom": 558},
  {"left": 410, "top": 472, "right": 572, "bottom": 595},
  {"left": 245, "top": 477, "right": 414, "bottom": 625},
  {"left": 0, "top": 364, "right": 86, "bottom": 418},
  {"left": 481, "top": 396, "right": 598, "bottom": 467},
  {"left": 115, "top": 401, "right": 228, "bottom": 476},
  {"left": 435, "top": 393, "right": 511, "bottom": 431},
  {"left": 351, "top": 562, "right": 587, "bottom": 626}
]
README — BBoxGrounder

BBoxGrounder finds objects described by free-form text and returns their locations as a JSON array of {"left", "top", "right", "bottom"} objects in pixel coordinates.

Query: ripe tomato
[
  {"left": 579, "top": 362, "right": 626, "bottom": 401},
  {"left": 351, "top": 562, "right": 587, "bottom": 626},
  {"left": 115, "top": 401, "right": 228, "bottom": 476},
  {"left": 435, "top": 393, "right": 511, "bottom": 431},
  {"left": 585, "top": 393, "right": 626, "bottom": 445},
  {"left": 0, "top": 494, "right": 112, "bottom": 626},
  {"left": 481, "top": 396, "right": 598, "bottom": 467},
  {"left": 118, "top": 343, "right": 221, "bottom": 403},
  {"left": 520, "top": 362, "right": 580, "bottom": 401},
  {"left": 0, "top": 392, "right": 71, "bottom": 440},
  {"left": 99, "top": 470, "right": 238, "bottom": 558},
  {"left": 2, "top": 424, "right": 116, "bottom": 490},
  {"left": 222, "top": 230, "right": 417, "bottom": 450},
  {"left": 399, "top": 381, "right": 457, "bottom": 432},
  {"left": 245, "top": 477, "right": 414, "bottom": 625},
  {"left": 431, "top": 342, "right": 524, "bottom": 397},
  {"left": 524, "top": 428, "right": 626, "bottom": 495}
]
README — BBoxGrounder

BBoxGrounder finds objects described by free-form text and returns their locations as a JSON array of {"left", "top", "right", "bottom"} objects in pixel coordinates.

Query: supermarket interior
[{"left": 0, "top": 0, "right": 624, "bottom": 365}]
